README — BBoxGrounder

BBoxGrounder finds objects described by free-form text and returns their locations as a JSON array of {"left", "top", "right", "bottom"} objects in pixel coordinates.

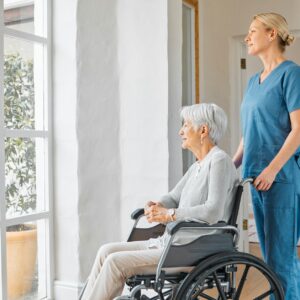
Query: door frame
[{"left": 182, "top": 0, "right": 199, "bottom": 103}]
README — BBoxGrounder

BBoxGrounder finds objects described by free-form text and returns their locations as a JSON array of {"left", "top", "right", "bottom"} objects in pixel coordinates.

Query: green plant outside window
[{"left": 4, "top": 53, "right": 36, "bottom": 221}]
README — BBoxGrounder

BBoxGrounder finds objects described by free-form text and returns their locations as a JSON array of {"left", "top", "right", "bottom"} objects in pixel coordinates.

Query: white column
[
  {"left": 53, "top": 0, "right": 79, "bottom": 298},
  {"left": 118, "top": 0, "right": 170, "bottom": 240},
  {"left": 76, "top": 0, "right": 121, "bottom": 283}
]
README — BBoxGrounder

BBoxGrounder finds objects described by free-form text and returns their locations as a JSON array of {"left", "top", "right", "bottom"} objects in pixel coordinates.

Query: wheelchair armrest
[
  {"left": 166, "top": 220, "right": 228, "bottom": 235},
  {"left": 155, "top": 220, "right": 238, "bottom": 280},
  {"left": 131, "top": 208, "right": 145, "bottom": 220},
  {"left": 128, "top": 208, "right": 166, "bottom": 242}
]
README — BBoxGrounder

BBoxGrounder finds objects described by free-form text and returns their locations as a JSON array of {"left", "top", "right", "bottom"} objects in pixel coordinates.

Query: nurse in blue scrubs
[{"left": 233, "top": 13, "right": 300, "bottom": 299}]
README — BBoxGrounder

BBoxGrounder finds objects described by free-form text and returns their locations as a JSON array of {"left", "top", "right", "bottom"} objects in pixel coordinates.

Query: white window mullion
[
  {"left": 4, "top": 0, "right": 33, "bottom": 10},
  {"left": 4, "top": 27, "right": 47, "bottom": 44},
  {"left": 0, "top": 1, "right": 53, "bottom": 299},
  {"left": 5, "top": 211, "right": 50, "bottom": 227},
  {"left": 46, "top": 0, "right": 54, "bottom": 297},
  {"left": 0, "top": 105, "right": 8, "bottom": 299},
  {"left": 4, "top": 129, "right": 48, "bottom": 138},
  {"left": 0, "top": 0, "right": 9, "bottom": 298}
]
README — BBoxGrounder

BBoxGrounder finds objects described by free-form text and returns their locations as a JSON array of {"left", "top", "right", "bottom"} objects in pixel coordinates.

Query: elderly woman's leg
[{"left": 82, "top": 240, "right": 162, "bottom": 300}]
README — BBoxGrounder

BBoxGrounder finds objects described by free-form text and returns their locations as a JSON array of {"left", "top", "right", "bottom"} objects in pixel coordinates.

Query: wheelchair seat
[
  {"left": 117, "top": 179, "right": 284, "bottom": 300},
  {"left": 79, "top": 179, "right": 284, "bottom": 300}
]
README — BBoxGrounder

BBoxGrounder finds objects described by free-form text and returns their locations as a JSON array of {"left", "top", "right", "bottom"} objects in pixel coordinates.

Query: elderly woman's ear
[
  {"left": 199, "top": 124, "right": 209, "bottom": 136},
  {"left": 198, "top": 124, "right": 210, "bottom": 145}
]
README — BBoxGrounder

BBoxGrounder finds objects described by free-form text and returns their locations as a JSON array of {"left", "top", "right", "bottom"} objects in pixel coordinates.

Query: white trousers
[{"left": 81, "top": 240, "right": 162, "bottom": 300}]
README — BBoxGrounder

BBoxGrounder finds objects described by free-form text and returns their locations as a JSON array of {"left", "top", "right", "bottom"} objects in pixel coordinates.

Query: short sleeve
[{"left": 283, "top": 65, "right": 300, "bottom": 113}]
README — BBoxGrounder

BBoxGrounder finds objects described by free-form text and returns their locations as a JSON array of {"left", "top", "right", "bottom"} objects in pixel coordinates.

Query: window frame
[
  {"left": 183, "top": 0, "right": 199, "bottom": 103},
  {"left": 0, "top": 1, "right": 53, "bottom": 299}
]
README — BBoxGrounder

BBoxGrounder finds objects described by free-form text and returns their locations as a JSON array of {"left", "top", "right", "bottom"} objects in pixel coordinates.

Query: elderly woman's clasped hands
[{"left": 144, "top": 201, "right": 172, "bottom": 223}]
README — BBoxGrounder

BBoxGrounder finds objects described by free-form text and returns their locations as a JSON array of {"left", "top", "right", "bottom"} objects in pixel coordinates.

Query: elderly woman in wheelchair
[{"left": 80, "top": 103, "right": 284, "bottom": 300}]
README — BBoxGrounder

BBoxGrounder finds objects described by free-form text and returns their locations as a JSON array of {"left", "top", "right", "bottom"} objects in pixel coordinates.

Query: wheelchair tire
[{"left": 175, "top": 251, "right": 284, "bottom": 300}]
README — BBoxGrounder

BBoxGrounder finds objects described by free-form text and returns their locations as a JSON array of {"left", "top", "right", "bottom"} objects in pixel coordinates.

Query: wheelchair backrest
[{"left": 228, "top": 184, "right": 244, "bottom": 227}]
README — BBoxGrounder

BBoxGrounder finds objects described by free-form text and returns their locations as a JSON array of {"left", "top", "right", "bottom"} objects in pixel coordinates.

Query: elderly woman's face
[{"left": 179, "top": 120, "right": 201, "bottom": 150}]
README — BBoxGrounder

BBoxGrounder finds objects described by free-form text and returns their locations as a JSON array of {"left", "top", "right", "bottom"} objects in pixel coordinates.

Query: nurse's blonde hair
[{"left": 253, "top": 12, "right": 295, "bottom": 52}]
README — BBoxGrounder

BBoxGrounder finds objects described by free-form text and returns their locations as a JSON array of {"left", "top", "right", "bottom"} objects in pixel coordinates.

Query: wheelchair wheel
[{"left": 175, "top": 251, "right": 284, "bottom": 300}]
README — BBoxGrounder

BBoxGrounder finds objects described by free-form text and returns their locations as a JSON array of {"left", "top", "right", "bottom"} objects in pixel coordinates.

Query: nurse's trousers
[{"left": 250, "top": 157, "right": 300, "bottom": 300}]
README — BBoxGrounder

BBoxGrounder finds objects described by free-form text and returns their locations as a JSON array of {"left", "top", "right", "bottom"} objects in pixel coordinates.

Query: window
[
  {"left": 0, "top": 1, "right": 52, "bottom": 299},
  {"left": 182, "top": 0, "right": 199, "bottom": 104},
  {"left": 182, "top": 0, "right": 199, "bottom": 173}
]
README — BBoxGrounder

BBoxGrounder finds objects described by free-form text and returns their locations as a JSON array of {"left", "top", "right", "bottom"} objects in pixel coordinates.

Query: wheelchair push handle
[{"left": 241, "top": 177, "right": 254, "bottom": 186}]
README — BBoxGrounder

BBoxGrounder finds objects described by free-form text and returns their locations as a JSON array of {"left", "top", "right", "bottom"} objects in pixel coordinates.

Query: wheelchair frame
[{"left": 79, "top": 178, "right": 284, "bottom": 300}]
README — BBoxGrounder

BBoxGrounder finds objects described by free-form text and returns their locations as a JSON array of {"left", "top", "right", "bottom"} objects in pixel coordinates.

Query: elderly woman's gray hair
[{"left": 180, "top": 103, "right": 227, "bottom": 145}]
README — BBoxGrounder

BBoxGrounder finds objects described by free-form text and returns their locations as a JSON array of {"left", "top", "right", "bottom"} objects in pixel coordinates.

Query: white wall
[
  {"left": 77, "top": 0, "right": 122, "bottom": 282},
  {"left": 199, "top": 0, "right": 300, "bottom": 253},
  {"left": 52, "top": 0, "right": 79, "bottom": 296},
  {"left": 52, "top": 0, "right": 300, "bottom": 298},
  {"left": 198, "top": 0, "right": 235, "bottom": 153},
  {"left": 199, "top": 0, "right": 300, "bottom": 154},
  {"left": 53, "top": 0, "right": 170, "bottom": 298},
  {"left": 118, "top": 0, "right": 169, "bottom": 239},
  {"left": 53, "top": 0, "right": 122, "bottom": 297}
]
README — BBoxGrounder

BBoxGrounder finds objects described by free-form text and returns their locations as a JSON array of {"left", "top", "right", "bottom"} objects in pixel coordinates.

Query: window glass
[
  {"left": 4, "top": 35, "right": 45, "bottom": 130},
  {"left": 4, "top": 0, "right": 47, "bottom": 38},
  {"left": 6, "top": 220, "right": 47, "bottom": 300},
  {"left": 5, "top": 138, "right": 46, "bottom": 218}
]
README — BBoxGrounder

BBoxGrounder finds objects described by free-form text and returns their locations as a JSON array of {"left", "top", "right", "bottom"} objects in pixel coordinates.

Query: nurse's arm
[
  {"left": 255, "top": 109, "right": 300, "bottom": 191},
  {"left": 269, "top": 109, "right": 300, "bottom": 172},
  {"left": 232, "top": 138, "right": 244, "bottom": 168}
]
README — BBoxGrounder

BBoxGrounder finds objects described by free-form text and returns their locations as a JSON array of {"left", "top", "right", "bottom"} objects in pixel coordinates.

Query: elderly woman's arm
[
  {"left": 175, "top": 156, "right": 236, "bottom": 223},
  {"left": 145, "top": 165, "right": 195, "bottom": 223},
  {"left": 158, "top": 164, "right": 195, "bottom": 208}
]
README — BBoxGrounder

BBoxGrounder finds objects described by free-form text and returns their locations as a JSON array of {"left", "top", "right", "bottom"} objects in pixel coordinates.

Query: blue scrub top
[{"left": 241, "top": 60, "right": 300, "bottom": 182}]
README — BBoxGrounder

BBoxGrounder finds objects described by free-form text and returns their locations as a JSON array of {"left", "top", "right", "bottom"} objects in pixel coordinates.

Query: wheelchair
[{"left": 79, "top": 178, "right": 284, "bottom": 300}]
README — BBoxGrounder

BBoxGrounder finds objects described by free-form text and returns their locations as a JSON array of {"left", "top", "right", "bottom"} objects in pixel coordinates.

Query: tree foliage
[{"left": 4, "top": 54, "right": 36, "bottom": 217}]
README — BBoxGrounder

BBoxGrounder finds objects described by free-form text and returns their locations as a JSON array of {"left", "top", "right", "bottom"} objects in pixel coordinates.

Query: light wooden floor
[
  {"left": 200, "top": 243, "right": 300, "bottom": 300},
  {"left": 247, "top": 243, "right": 300, "bottom": 299}
]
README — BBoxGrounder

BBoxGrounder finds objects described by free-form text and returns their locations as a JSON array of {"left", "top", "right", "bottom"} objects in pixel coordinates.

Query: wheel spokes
[
  {"left": 186, "top": 282, "right": 204, "bottom": 299},
  {"left": 178, "top": 253, "right": 283, "bottom": 300},
  {"left": 198, "top": 292, "right": 218, "bottom": 300},
  {"left": 233, "top": 265, "right": 250, "bottom": 300},
  {"left": 253, "top": 288, "right": 275, "bottom": 300},
  {"left": 185, "top": 279, "right": 217, "bottom": 300},
  {"left": 212, "top": 272, "right": 227, "bottom": 300}
]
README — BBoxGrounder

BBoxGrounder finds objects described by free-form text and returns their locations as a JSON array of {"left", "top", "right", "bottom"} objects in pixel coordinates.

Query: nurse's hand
[{"left": 254, "top": 166, "right": 277, "bottom": 191}]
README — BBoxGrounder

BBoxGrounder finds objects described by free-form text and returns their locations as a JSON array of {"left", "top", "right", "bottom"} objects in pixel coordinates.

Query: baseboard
[{"left": 54, "top": 280, "right": 83, "bottom": 300}]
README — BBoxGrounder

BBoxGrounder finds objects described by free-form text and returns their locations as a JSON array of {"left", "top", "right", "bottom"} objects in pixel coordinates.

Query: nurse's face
[
  {"left": 244, "top": 20, "right": 273, "bottom": 56},
  {"left": 179, "top": 119, "right": 201, "bottom": 150}
]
